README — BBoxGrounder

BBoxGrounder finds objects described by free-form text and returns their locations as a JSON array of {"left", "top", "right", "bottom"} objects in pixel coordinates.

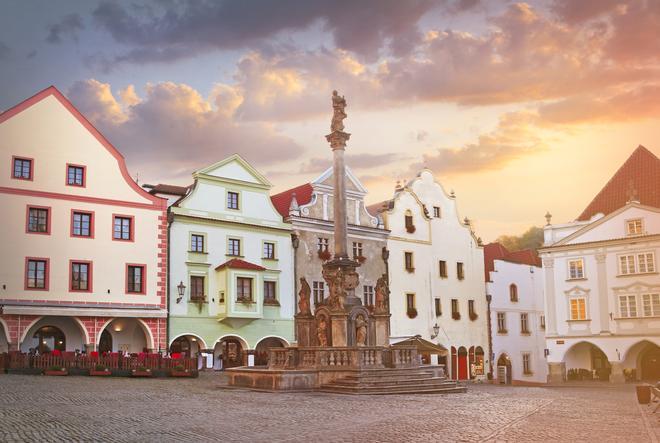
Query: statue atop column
[
  {"left": 375, "top": 274, "right": 390, "bottom": 314},
  {"left": 330, "top": 90, "right": 347, "bottom": 132}
]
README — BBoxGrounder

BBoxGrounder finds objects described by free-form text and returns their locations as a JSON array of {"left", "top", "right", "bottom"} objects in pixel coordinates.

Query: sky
[{"left": 1, "top": 0, "right": 658, "bottom": 242}]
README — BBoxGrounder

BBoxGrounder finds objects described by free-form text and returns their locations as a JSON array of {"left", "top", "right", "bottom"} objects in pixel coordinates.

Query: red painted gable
[
  {"left": 270, "top": 183, "right": 314, "bottom": 217},
  {"left": 215, "top": 258, "right": 266, "bottom": 271}
]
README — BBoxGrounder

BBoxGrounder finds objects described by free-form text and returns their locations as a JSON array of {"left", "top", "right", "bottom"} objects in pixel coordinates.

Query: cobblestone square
[{"left": 0, "top": 373, "right": 657, "bottom": 442}]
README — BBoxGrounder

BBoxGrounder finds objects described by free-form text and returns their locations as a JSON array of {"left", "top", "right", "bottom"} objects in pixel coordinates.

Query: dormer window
[
  {"left": 433, "top": 206, "right": 441, "bottom": 218},
  {"left": 227, "top": 191, "right": 239, "bottom": 210},
  {"left": 626, "top": 218, "right": 643, "bottom": 236}
]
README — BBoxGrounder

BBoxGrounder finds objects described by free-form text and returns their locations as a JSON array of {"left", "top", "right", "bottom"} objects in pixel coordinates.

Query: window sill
[
  {"left": 226, "top": 254, "right": 245, "bottom": 258},
  {"left": 405, "top": 268, "right": 415, "bottom": 273},
  {"left": 613, "top": 315, "right": 660, "bottom": 320},
  {"left": 523, "top": 372, "right": 534, "bottom": 376},
  {"left": 497, "top": 331, "right": 508, "bottom": 335},
  {"left": 520, "top": 332, "right": 531, "bottom": 336},
  {"left": 566, "top": 319, "right": 591, "bottom": 322},
  {"left": 566, "top": 277, "right": 587, "bottom": 282},
  {"left": 616, "top": 272, "right": 658, "bottom": 278},
  {"left": 188, "top": 251, "right": 208, "bottom": 255},
  {"left": 262, "top": 257, "right": 278, "bottom": 261},
  {"left": 263, "top": 300, "right": 281, "bottom": 307}
]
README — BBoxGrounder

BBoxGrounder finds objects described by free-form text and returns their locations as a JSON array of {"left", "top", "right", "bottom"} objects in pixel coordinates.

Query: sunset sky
[{"left": 1, "top": 0, "right": 658, "bottom": 241}]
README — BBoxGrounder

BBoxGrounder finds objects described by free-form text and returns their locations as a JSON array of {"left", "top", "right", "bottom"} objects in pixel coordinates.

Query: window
[
  {"left": 71, "top": 211, "right": 93, "bottom": 237},
  {"left": 626, "top": 218, "right": 643, "bottom": 235},
  {"left": 363, "top": 285, "right": 374, "bottom": 306},
  {"left": 509, "top": 284, "right": 518, "bottom": 302},
  {"left": 457, "top": 262, "right": 465, "bottom": 280},
  {"left": 520, "top": 313, "right": 529, "bottom": 334},
  {"left": 434, "top": 298, "right": 442, "bottom": 316},
  {"left": 227, "top": 191, "right": 239, "bottom": 210},
  {"left": 405, "top": 211, "right": 415, "bottom": 233},
  {"left": 522, "top": 353, "right": 532, "bottom": 374},
  {"left": 228, "top": 238, "right": 241, "bottom": 256},
  {"left": 236, "top": 277, "right": 252, "bottom": 301},
  {"left": 352, "top": 242, "right": 363, "bottom": 258},
  {"left": 619, "top": 295, "right": 637, "bottom": 318},
  {"left": 190, "top": 276, "right": 205, "bottom": 301},
  {"left": 497, "top": 312, "right": 507, "bottom": 333},
  {"left": 191, "top": 234, "right": 204, "bottom": 253},
  {"left": 126, "top": 265, "right": 145, "bottom": 294},
  {"left": 26, "top": 258, "right": 48, "bottom": 290},
  {"left": 468, "top": 299, "right": 477, "bottom": 320},
  {"left": 540, "top": 315, "right": 546, "bottom": 330},
  {"left": 439, "top": 260, "right": 447, "bottom": 278},
  {"left": 317, "top": 237, "right": 329, "bottom": 252},
  {"left": 642, "top": 294, "right": 660, "bottom": 317},
  {"left": 433, "top": 206, "right": 441, "bottom": 218},
  {"left": 404, "top": 252, "right": 414, "bottom": 272},
  {"left": 568, "top": 259, "right": 584, "bottom": 279},
  {"left": 12, "top": 157, "right": 32, "bottom": 180},
  {"left": 313, "top": 281, "right": 325, "bottom": 305},
  {"left": 406, "top": 293, "right": 416, "bottom": 311},
  {"left": 619, "top": 253, "right": 656, "bottom": 275},
  {"left": 66, "top": 164, "right": 85, "bottom": 186},
  {"left": 263, "top": 242, "right": 275, "bottom": 259},
  {"left": 27, "top": 207, "right": 50, "bottom": 234},
  {"left": 570, "top": 298, "right": 587, "bottom": 320},
  {"left": 70, "top": 261, "right": 91, "bottom": 292},
  {"left": 264, "top": 281, "right": 277, "bottom": 303},
  {"left": 113, "top": 216, "right": 133, "bottom": 241},
  {"left": 451, "top": 299, "right": 460, "bottom": 320}
]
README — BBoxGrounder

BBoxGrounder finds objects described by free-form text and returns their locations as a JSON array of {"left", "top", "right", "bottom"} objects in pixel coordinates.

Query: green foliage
[{"left": 496, "top": 226, "right": 544, "bottom": 251}]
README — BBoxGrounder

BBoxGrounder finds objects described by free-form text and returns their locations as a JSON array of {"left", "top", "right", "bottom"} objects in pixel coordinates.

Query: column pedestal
[
  {"left": 330, "top": 313, "right": 348, "bottom": 347},
  {"left": 295, "top": 314, "right": 315, "bottom": 347},
  {"left": 609, "top": 362, "right": 625, "bottom": 383},
  {"left": 373, "top": 313, "right": 390, "bottom": 347},
  {"left": 547, "top": 362, "right": 565, "bottom": 383}
]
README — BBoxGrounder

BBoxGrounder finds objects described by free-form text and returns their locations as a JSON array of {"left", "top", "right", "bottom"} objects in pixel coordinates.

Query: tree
[{"left": 496, "top": 226, "right": 544, "bottom": 252}]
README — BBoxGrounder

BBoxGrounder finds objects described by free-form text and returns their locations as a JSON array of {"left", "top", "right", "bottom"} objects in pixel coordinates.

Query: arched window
[{"left": 509, "top": 284, "right": 518, "bottom": 302}]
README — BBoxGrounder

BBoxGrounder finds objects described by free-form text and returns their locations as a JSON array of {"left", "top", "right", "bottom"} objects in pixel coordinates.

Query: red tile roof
[
  {"left": 366, "top": 200, "right": 392, "bottom": 216},
  {"left": 145, "top": 183, "right": 191, "bottom": 196},
  {"left": 577, "top": 145, "right": 660, "bottom": 221},
  {"left": 215, "top": 259, "right": 266, "bottom": 271},
  {"left": 483, "top": 242, "right": 541, "bottom": 282},
  {"left": 270, "top": 183, "right": 314, "bottom": 217}
]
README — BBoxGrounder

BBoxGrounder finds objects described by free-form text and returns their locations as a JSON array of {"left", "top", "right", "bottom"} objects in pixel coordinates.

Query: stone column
[
  {"left": 609, "top": 361, "right": 625, "bottom": 383},
  {"left": 547, "top": 362, "right": 565, "bottom": 383},
  {"left": 543, "top": 258, "right": 559, "bottom": 336},
  {"left": 328, "top": 134, "right": 350, "bottom": 259},
  {"left": 595, "top": 253, "right": 610, "bottom": 334}
]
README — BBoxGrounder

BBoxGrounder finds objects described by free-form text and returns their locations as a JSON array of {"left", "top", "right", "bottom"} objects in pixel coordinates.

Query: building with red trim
[{"left": 0, "top": 86, "right": 168, "bottom": 354}]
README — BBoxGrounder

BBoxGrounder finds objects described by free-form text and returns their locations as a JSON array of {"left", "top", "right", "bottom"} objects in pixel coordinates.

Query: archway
[
  {"left": 20, "top": 316, "right": 86, "bottom": 353},
  {"left": 214, "top": 336, "right": 248, "bottom": 369},
  {"left": 563, "top": 341, "right": 611, "bottom": 381},
  {"left": 451, "top": 346, "right": 457, "bottom": 380},
  {"left": 474, "top": 346, "right": 485, "bottom": 377},
  {"left": 96, "top": 318, "right": 150, "bottom": 354},
  {"left": 0, "top": 319, "right": 9, "bottom": 353},
  {"left": 170, "top": 335, "right": 203, "bottom": 358},
  {"left": 254, "top": 337, "right": 288, "bottom": 366},
  {"left": 640, "top": 343, "right": 660, "bottom": 380},
  {"left": 457, "top": 346, "right": 468, "bottom": 380},
  {"left": 497, "top": 353, "right": 512, "bottom": 384}
]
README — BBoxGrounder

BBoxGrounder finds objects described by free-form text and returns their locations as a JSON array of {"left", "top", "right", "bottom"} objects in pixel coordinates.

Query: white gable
[
  {"left": 205, "top": 160, "right": 260, "bottom": 184},
  {"left": 562, "top": 205, "right": 660, "bottom": 245}
]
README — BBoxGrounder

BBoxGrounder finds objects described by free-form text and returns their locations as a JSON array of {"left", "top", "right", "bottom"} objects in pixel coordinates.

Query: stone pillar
[
  {"left": 295, "top": 315, "right": 315, "bottom": 347},
  {"left": 609, "top": 361, "right": 625, "bottom": 383},
  {"left": 373, "top": 314, "right": 390, "bottom": 347},
  {"left": 332, "top": 146, "right": 349, "bottom": 259},
  {"left": 595, "top": 253, "right": 610, "bottom": 334},
  {"left": 547, "top": 362, "right": 565, "bottom": 383},
  {"left": 543, "top": 258, "right": 558, "bottom": 336},
  {"left": 248, "top": 353, "right": 255, "bottom": 367},
  {"left": 85, "top": 343, "right": 95, "bottom": 353},
  {"left": 7, "top": 342, "right": 18, "bottom": 352},
  {"left": 330, "top": 313, "right": 348, "bottom": 347}
]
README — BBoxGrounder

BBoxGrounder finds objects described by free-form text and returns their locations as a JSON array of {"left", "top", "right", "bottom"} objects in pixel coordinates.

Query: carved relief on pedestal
[
  {"left": 322, "top": 264, "right": 359, "bottom": 313},
  {"left": 316, "top": 315, "right": 329, "bottom": 347}
]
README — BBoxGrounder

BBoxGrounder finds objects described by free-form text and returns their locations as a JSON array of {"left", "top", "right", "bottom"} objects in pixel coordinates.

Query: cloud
[
  {"left": 550, "top": 0, "right": 620, "bottom": 24},
  {"left": 413, "top": 110, "right": 545, "bottom": 175},
  {"left": 67, "top": 79, "right": 304, "bottom": 182},
  {"left": 300, "top": 153, "right": 402, "bottom": 174},
  {"left": 46, "top": 13, "right": 84, "bottom": 44},
  {"left": 91, "top": 0, "right": 438, "bottom": 66}
]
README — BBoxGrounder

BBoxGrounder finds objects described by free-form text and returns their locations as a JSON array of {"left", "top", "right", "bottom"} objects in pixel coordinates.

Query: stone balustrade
[{"left": 267, "top": 346, "right": 418, "bottom": 370}]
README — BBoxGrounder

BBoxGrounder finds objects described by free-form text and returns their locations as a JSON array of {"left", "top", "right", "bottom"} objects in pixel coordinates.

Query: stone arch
[
  {"left": 0, "top": 318, "right": 10, "bottom": 344},
  {"left": 169, "top": 333, "right": 208, "bottom": 350},
  {"left": 621, "top": 338, "right": 660, "bottom": 363},
  {"left": 215, "top": 334, "right": 249, "bottom": 350},
  {"left": 562, "top": 341, "right": 611, "bottom": 381},
  {"left": 96, "top": 318, "right": 154, "bottom": 353},
  {"left": 347, "top": 305, "right": 371, "bottom": 346},
  {"left": 21, "top": 316, "right": 88, "bottom": 353},
  {"left": 621, "top": 339, "right": 660, "bottom": 381},
  {"left": 254, "top": 336, "right": 289, "bottom": 366},
  {"left": 214, "top": 334, "right": 249, "bottom": 369},
  {"left": 496, "top": 352, "right": 513, "bottom": 384},
  {"left": 254, "top": 335, "right": 290, "bottom": 349}
]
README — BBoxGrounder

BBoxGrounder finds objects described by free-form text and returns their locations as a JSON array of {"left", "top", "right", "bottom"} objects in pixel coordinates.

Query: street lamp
[
  {"left": 176, "top": 281, "right": 186, "bottom": 304},
  {"left": 430, "top": 323, "right": 440, "bottom": 339}
]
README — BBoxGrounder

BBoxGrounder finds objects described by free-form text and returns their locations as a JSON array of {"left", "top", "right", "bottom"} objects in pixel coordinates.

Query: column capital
[
  {"left": 543, "top": 258, "right": 554, "bottom": 268},
  {"left": 595, "top": 253, "right": 607, "bottom": 263}
]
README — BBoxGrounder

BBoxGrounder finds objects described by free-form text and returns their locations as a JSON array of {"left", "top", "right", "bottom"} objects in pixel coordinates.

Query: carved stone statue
[
  {"left": 355, "top": 314, "right": 367, "bottom": 346},
  {"left": 317, "top": 316, "right": 328, "bottom": 347},
  {"left": 330, "top": 90, "right": 347, "bottom": 132},
  {"left": 298, "top": 277, "right": 311, "bottom": 315},
  {"left": 375, "top": 274, "right": 390, "bottom": 314}
]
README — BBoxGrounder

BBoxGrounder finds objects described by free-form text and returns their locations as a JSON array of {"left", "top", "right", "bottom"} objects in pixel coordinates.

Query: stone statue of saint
[
  {"left": 375, "top": 274, "right": 389, "bottom": 314},
  {"left": 355, "top": 314, "right": 367, "bottom": 346},
  {"left": 317, "top": 316, "right": 328, "bottom": 347},
  {"left": 330, "top": 90, "right": 347, "bottom": 132},
  {"left": 298, "top": 277, "right": 311, "bottom": 315}
]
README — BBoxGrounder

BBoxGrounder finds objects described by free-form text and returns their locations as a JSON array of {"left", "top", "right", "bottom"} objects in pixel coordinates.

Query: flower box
[
  {"left": 45, "top": 369, "right": 68, "bottom": 376},
  {"left": 452, "top": 312, "right": 461, "bottom": 320},
  {"left": 406, "top": 225, "right": 416, "bottom": 234},
  {"left": 317, "top": 250, "right": 332, "bottom": 261},
  {"left": 355, "top": 255, "right": 367, "bottom": 264},
  {"left": 90, "top": 369, "right": 111, "bottom": 376},
  {"left": 407, "top": 308, "right": 418, "bottom": 319},
  {"left": 170, "top": 370, "right": 193, "bottom": 377},
  {"left": 131, "top": 369, "right": 153, "bottom": 377}
]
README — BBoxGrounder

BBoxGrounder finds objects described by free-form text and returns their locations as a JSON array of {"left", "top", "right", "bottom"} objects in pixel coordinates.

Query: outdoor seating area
[{"left": 0, "top": 352, "right": 197, "bottom": 378}]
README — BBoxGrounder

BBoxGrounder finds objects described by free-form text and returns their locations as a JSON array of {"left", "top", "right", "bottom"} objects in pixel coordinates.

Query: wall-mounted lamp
[
  {"left": 176, "top": 281, "right": 186, "bottom": 304},
  {"left": 2, "top": 284, "right": 5, "bottom": 290},
  {"left": 430, "top": 323, "right": 440, "bottom": 339}
]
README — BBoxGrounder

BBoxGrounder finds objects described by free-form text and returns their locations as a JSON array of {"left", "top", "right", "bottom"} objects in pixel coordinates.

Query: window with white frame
[
  {"left": 313, "top": 281, "right": 325, "bottom": 305},
  {"left": 522, "top": 353, "right": 532, "bottom": 374},
  {"left": 497, "top": 312, "right": 507, "bottom": 333},
  {"left": 228, "top": 238, "right": 241, "bottom": 256},
  {"left": 317, "top": 237, "right": 329, "bottom": 252},
  {"left": 619, "top": 295, "right": 637, "bottom": 318},
  {"left": 227, "top": 191, "right": 239, "bottom": 210},
  {"left": 352, "top": 242, "right": 363, "bottom": 258},
  {"left": 363, "top": 285, "right": 374, "bottom": 306},
  {"left": 626, "top": 218, "right": 643, "bottom": 235},
  {"left": 191, "top": 234, "right": 204, "bottom": 253},
  {"left": 638, "top": 253, "right": 656, "bottom": 273},
  {"left": 642, "top": 294, "right": 660, "bottom": 317},
  {"left": 619, "top": 253, "right": 656, "bottom": 275},
  {"left": 263, "top": 242, "right": 275, "bottom": 259},
  {"left": 540, "top": 315, "right": 546, "bottom": 330},
  {"left": 520, "top": 313, "right": 529, "bottom": 334},
  {"left": 568, "top": 259, "right": 584, "bottom": 279},
  {"left": 569, "top": 298, "right": 587, "bottom": 320}
]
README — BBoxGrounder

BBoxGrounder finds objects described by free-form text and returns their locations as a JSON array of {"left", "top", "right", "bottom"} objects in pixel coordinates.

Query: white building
[
  {"left": 540, "top": 146, "right": 660, "bottom": 383},
  {"left": 162, "top": 155, "right": 295, "bottom": 369},
  {"left": 370, "top": 170, "right": 488, "bottom": 381},
  {"left": 0, "top": 86, "right": 168, "bottom": 354},
  {"left": 485, "top": 243, "right": 547, "bottom": 384}
]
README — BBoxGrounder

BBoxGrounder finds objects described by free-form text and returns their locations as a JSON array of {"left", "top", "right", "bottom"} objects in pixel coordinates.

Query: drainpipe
[
  {"left": 166, "top": 210, "right": 173, "bottom": 354},
  {"left": 291, "top": 232, "right": 299, "bottom": 338},
  {"left": 381, "top": 245, "right": 390, "bottom": 340},
  {"left": 486, "top": 293, "right": 493, "bottom": 380}
]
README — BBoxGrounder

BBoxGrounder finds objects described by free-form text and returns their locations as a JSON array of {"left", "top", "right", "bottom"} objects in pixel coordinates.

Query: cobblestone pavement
[{"left": 0, "top": 373, "right": 656, "bottom": 442}]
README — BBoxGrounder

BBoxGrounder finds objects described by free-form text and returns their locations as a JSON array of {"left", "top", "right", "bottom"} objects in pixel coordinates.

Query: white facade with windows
[
  {"left": 540, "top": 202, "right": 660, "bottom": 382},
  {"left": 374, "top": 170, "right": 488, "bottom": 380},
  {"left": 487, "top": 253, "right": 547, "bottom": 384}
]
